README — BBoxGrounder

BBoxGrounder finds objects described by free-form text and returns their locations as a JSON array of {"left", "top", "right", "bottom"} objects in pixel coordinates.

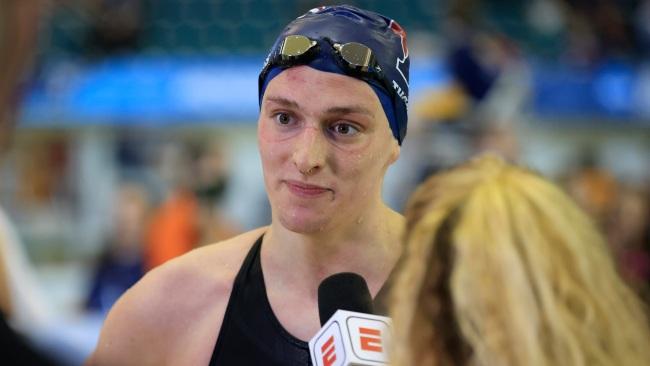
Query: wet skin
[{"left": 258, "top": 65, "right": 400, "bottom": 235}]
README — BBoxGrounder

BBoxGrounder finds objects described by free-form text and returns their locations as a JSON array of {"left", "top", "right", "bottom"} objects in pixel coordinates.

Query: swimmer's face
[{"left": 258, "top": 66, "right": 400, "bottom": 233}]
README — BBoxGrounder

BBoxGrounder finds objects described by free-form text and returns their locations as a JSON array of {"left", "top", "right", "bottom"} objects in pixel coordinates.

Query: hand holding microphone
[{"left": 309, "top": 273, "right": 392, "bottom": 366}]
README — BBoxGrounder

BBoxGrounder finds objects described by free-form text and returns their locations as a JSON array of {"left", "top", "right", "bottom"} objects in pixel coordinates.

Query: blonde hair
[{"left": 391, "top": 155, "right": 650, "bottom": 366}]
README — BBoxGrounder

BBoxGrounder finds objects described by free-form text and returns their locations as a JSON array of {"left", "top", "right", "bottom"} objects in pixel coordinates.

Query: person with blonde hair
[{"left": 390, "top": 154, "right": 650, "bottom": 366}]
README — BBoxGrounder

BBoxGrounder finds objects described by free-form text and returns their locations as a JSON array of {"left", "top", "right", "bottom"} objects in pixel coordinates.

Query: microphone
[
  {"left": 309, "top": 273, "right": 392, "bottom": 366},
  {"left": 318, "top": 272, "right": 375, "bottom": 325}
]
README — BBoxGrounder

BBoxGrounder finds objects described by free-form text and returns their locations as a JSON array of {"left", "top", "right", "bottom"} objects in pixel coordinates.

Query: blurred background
[{"left": 0, "top": 0, "right": 648, "bottom": 364}]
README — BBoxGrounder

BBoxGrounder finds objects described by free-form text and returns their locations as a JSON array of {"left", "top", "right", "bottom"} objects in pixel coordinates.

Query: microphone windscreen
[{"left": 317, "top": 272, "right": 374, "bottom": 326}]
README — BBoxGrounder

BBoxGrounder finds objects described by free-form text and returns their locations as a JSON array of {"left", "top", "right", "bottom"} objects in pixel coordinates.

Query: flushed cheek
[
  {"left": 261, "top": 158, "right": 289, "bottom": 194},
  {"left": 258, "top": 120, "right": 283, "bottom": 143},
  {"left": 259, "top": 153, "right": 288, "bottom": 199},
  {"left": 335, "top": 155, "right": 382, "bottom": 194},
  {"left": 259, "top": 130, "right": 292, "bottom": 166},
  {"left": 336, "top": 145, "right": 384, "bottom": 175}
]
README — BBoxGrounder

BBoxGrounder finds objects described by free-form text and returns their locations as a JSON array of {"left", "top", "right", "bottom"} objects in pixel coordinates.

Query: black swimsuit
[{"left": 209, "top": 235, "right": 393, "bottom": 365}]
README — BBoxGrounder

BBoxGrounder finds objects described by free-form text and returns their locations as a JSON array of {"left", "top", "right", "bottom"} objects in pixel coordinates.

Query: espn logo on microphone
[
  {"left": 309, "top": 310, "right": 392, "bottom": 366},
  {"left": 321, "top": 336, "right": 337, "bottom": 366},
  {"left": 316, "top": 323, "right": 346, "bottom": 366},
  {"left": 355, "top": 326, "right": 383, "bottom": 354}
]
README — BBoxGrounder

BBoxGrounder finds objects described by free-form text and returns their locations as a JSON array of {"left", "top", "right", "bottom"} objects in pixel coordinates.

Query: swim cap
[{"left": 259, "top": 5, "right": 410, "bottom": 144}]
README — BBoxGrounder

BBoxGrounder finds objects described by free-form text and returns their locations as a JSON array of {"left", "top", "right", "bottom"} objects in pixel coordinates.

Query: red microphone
[{"left": 309, "top": 273, "right": 392, "bottom": 366}]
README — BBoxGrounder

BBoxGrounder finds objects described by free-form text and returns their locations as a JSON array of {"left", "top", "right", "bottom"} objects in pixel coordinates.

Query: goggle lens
[
  {"left": 334, "top": 42, "right": 375, "bottom": 72},
  {"left": 280, "top": 35, "right": 317, "bottom": 61}
]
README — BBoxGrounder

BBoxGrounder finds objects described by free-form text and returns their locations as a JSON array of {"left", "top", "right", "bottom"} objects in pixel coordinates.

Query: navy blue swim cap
[{"left": 258, "top": 5, "right": 410, "bottom": 144}]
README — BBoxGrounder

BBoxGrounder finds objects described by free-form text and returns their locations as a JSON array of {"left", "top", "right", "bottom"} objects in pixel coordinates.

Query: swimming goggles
[{"left": 259, "top": 34, "right": 391, "bottom": 92}]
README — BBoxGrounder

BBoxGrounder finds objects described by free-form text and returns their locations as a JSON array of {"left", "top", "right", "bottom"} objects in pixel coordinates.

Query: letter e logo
[
  {"left": 359, "top": 327, "right": 383, "bottom": 353},
  {"left": 321, "top": 335, "right": 337, "bottom": 366}
]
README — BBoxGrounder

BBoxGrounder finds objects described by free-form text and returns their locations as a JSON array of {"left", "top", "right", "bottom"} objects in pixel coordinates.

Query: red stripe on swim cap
[{"left": 389, "top": 20, "right": 408, "bottom": 58}]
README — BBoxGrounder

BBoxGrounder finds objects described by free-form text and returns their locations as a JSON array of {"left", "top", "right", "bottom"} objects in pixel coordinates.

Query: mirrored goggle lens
[
  {"left": 334, "top": 42, "right": 375, "bottom": 72},
  {"left": 280, "top": 35, "right": 317, "bottom": 61}
]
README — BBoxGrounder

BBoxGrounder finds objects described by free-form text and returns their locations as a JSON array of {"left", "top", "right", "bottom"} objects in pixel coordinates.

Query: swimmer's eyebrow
[
  {"left": 265, "top": 96, "right": 375, "bottom": 118},
  {"left": 264, "top": 96, "right": 300, "bottom": 110},
  {"left": 324, "top": 105, "right": 375, "bottom": 118}
]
